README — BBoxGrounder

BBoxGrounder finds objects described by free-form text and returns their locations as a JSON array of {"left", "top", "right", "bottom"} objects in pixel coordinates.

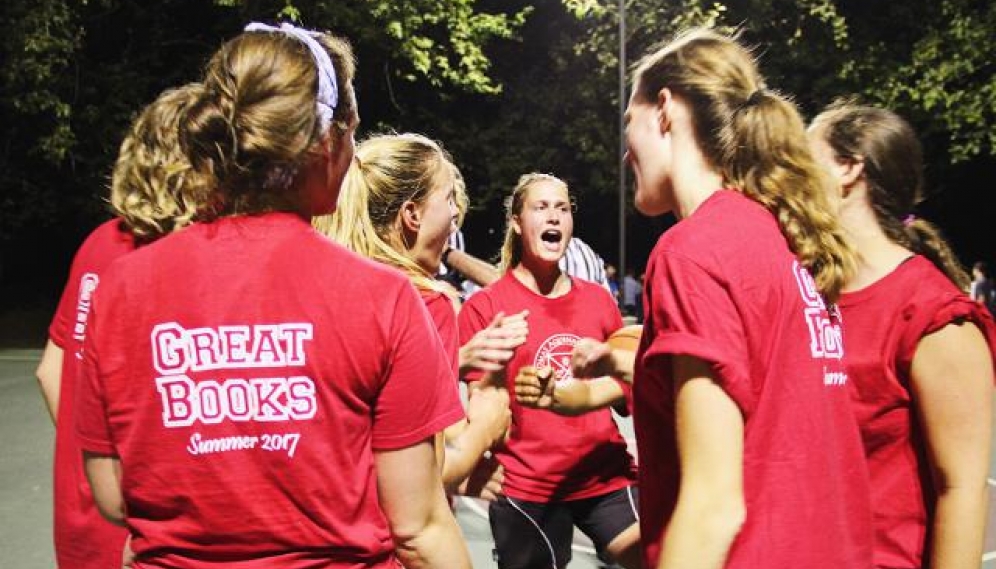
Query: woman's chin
[{"left": 634, "top": 192, "right": 667, "bottom": 217}]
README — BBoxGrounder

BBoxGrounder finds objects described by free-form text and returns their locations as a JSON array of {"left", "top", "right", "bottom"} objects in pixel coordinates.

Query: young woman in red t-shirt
[
  {"left": 810, "top": 103, "right": 995, "bottom": 569},
  {"left": 618, "top": 29, "right": 872, "bottom": 568},
  {"left": 76, "top": 24, "right": 470, "bottom": 568},
  {"left": 316, "top": 132, "right": 522, "bottom": 499},
  {"left": 459, "top": 173, "right": 642, "bottom": 569},
  {"left": 34, "top": 82, "right": 210, "bottom": 569}
]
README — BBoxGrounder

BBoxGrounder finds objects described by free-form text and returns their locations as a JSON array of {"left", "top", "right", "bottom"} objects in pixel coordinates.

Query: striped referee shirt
[{"left": 560, "top": 237, "right": 610, "bottom": 291}]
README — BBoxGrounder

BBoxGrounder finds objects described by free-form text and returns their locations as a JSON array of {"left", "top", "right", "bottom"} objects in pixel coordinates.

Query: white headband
[{"left": 244, "top": 22, "right": 339, "bottom": 131}]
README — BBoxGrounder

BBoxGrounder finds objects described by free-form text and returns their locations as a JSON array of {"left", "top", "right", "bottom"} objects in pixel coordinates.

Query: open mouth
[{"left": 540, "top": 229, "right": 562, "bottom": 251}]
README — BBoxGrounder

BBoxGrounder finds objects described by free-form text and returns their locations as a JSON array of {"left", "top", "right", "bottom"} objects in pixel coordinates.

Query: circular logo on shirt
[{"left": 533, "top": 333, "right": 580, "bottom": 384}]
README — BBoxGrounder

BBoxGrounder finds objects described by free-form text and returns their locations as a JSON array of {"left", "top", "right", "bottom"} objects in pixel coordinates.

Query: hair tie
[
  {"left": 735, "top": 88, "right": 768, "bottom": 113},
  {"left": 244, "top": 22, "right": 338, "bottom": 132},
  {"left": 902, "top": 214, "right": 916, "bottom": 226}
]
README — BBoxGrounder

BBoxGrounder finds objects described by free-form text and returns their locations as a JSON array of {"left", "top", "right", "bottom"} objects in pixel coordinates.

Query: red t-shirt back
[
  {"left": 75, "top": 213, "right": 463, "bottom": 568},
  {"left": 49, "top": 218, "right": 135, "bottom": 569},
  {"left": 839, "top": 255, "right": 996, "bottom": 568},
  {"left": 458, "top": 273, "right": 636, "bottom": 502},
  {"left": 633, "top": 190, "right": 872, "bottom": 568}
]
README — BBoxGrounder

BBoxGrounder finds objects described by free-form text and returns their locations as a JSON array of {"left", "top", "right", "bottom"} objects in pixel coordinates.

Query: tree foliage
[{"left": 0, "top": 0, "right": 993, "bottom": 298}]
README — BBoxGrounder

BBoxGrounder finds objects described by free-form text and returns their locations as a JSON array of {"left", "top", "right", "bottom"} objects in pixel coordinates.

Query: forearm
[
  {"left": 442, "top": 420, "right": 493, "bottom": 492},
  {"left": 83, "top": 453, "right": 126, "bottom": 526},
  {"left": 656, "top": 499, "right": 744, "bottom": 569},
  {"left": 551, "top": 378, "right": 623, "bottom": 416},
  {"left": 394, "top": 501, "right": 472, "bottom": 569},
  {"left": 610, "top": 349, "right": 635, "bottom": 383},
  {"left": 929, "top": 485, "right": 988, "bottom": 569},
  {"left": 446, "top": 249, "right": 500, "bottom": 287}
]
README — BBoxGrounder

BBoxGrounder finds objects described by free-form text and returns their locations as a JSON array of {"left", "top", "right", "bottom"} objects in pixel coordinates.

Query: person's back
[
  {"left": 78, "top": 215, "right": 459, "bottom": 566},
  {"left": 35, "top": 82, "right": 209, "bottom": 569},
  {"left": 634, "top": 190, "right": 870, "bottom": 568}
]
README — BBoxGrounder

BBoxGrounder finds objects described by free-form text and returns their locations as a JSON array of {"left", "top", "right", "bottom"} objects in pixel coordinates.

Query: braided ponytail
[{"left": 812, "top": 102, "right": 969, "bottom": 290}]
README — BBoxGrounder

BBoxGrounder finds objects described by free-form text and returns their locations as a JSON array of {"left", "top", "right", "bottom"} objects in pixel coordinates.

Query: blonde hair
[
  {"left": 181, "top": 29, "right": 356, "bottom": 217},
  {"left": 499, "top": 172, "right": 570, "bottom": 273},
  {"left": 634, "top": 29, "right": 855, "bottom": 302},
  {"left": 812, "top": 102, "right": 970, "bottom": 290},
  {"left": 110, "top": 83, "right": 210, "bottom": 241},
  {"left": 314, "top": 132, "right": 461, "bottom": 295}
]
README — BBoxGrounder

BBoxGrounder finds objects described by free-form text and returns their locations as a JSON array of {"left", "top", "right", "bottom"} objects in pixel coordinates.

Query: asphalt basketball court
[{"left": 2, "top": 348, "right": 994, "bottom": 568}]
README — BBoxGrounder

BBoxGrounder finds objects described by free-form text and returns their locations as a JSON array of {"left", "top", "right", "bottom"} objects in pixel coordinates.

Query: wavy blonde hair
[
  {"left": 498, "top": 172, "right": 570, "bottom": 273},
  {"left": 812, "top": 102, "right": 969, "bottom": 290},
  {"left": 314, "top": 132, "right": 463, "bottom": 295},
  {"left": 181, "top": 29, "right": 356, "bottom": 217},
  {"left": 634, "top": 28, "right": 855, "bottom": 302},
  {"left": 109, "top": 83, "right": 210, "bottom": 241}
]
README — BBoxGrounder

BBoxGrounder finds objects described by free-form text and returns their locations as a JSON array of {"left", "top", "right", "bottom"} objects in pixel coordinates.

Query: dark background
[{"left": 1, "top": 0, "right": 992, "bottom": 347}]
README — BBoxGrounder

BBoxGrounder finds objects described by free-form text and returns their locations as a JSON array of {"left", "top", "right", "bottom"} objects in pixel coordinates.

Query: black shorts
[{"left": 489, "top": 485, "right": 639, "bottom": 569}]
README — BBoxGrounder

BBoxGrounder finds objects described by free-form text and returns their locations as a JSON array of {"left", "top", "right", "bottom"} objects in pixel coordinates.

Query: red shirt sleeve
[
  {"left": 372, "top": 284, "right": 464, "bottom": 450},
  {"left": 420, "top": 290, "right": 460, "bottom": 377},
  {"left": 74, "top": 279, "right": 116, "bottom": 456},
  {"left": 641, "top": 251, "right": 754, "bottom": 412},
  {"left": 897, "top": 293, "right": 996, "bottom": 377}
]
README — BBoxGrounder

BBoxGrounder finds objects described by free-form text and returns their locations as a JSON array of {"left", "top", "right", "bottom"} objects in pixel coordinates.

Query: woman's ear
[
  {"left": 400, "top": 200, "right": 421, "bottom": 233},
  {"left": 656, "top": 87, "right": 673, "bottom": 134},
  {"left": 838, "top": 156, "right": 866, "bottom": 198},
  {"left": 511, "top": 214, "right": 523, "bottom": 236}
]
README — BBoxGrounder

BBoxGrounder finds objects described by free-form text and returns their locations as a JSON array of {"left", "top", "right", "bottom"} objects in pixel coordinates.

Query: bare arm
[
  {"left": 445, "top": 248, "right": 500, "bottom": 287},
  {"left": 376, "top": 438, "right": 472, "bottom": 569},
  {"left": 514, "top": 366, "right": 625, "bottom": 416},
  {"left": 657, "top": 355, "right": 745, "bottom": 569},
  {"left": 442, "top": 386, "right": 510, "bottom": 492},
  {"left": 83, "top": 451, "right": 126, "bottom": 526},
  {"left": 572, "top": 338, "right": 635, "bottom": 383},
  {"left": 35, "top": 340, "right": 64, "bottom": 424},
  {"left": 910, "top": 321, "right": 994, "bottom": 569}
]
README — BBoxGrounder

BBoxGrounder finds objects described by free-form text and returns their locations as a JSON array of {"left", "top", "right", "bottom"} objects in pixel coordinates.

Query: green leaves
[{"left": 371, "top": 0, "right": 530, "bottom": 94}]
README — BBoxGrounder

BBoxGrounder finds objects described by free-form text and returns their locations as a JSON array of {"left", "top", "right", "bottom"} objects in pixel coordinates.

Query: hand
[
  {"left": 466, "top": 386, "right": 511, "bottom": 445},
  {"left": 514, "top": 365, "right": 555, "bottom": 409},
  {"left": 460, "top": 310, "right": 529, "bottom": 375},
  {"left": 571, "top": 338, "right": 615, "bottom": 379},
  {"left": 458, "top": 453, "right": 504, "bottom": 501}
]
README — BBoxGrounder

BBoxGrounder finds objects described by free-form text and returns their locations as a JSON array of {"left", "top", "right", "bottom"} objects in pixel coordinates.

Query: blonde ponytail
[
  {"left": 634, "top": 28, "right": 855, "bottom": 302},
  {"left": 315, "top": 133, "right": 458, "bottom": 297}
]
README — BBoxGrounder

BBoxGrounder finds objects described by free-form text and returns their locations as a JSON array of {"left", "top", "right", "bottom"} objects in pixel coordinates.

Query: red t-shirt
[
  {"left": 420, "top": 289, "right": 460, "bottom": 376},
  {"left": 839, "top": 255, "right": 996, "bottom": 568},
  {"left": 633, "top": 190, "right": 872, "bottom": 568},
  {"left": 457, "top": 272, "right": 636, "bottom": 502},
  {"left": 75, "top": 213, "right": 464, "bottom": 568},
  {"left": 49, "top": 218, "right": 135, "bottom": 569}
]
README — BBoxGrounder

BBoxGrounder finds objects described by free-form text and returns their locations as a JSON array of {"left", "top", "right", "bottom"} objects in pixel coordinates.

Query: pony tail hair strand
[{"left": 725, "top": 92, "right": 856, "bottom": 303}]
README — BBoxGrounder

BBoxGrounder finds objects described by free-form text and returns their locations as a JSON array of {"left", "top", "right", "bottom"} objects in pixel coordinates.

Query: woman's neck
[
  {"left": 840, "top": 203, "right": 912, "bottom": 292},
  {"left": 512, "top": 261, "right": 571, "bottom": 298},
  {"left": 669, "top": 133, "right": 725, "bottom": 219}
]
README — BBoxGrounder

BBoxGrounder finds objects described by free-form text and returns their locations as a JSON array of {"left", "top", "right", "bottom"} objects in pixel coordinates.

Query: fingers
[
  {"left": 498, "top": 309, "right": 529, "bottom": 325},
  {"left": 571, "top": 338, "right": 612, "bottom": 378},
  {"left": 514, "top": 366, "right": 555, "bottom": 408}
]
